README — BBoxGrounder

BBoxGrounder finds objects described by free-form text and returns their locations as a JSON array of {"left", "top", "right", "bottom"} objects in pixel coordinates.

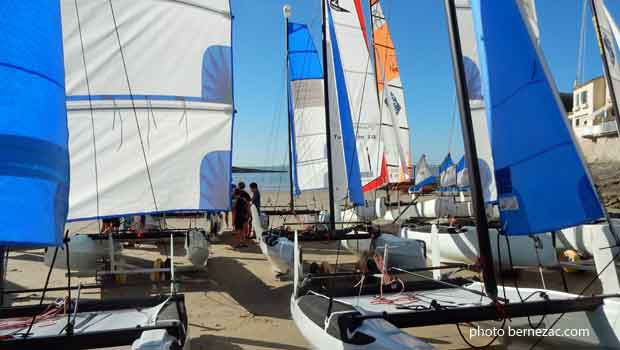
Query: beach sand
[{"left": 2, "top": 189, "right": 609, "bottom": 349}]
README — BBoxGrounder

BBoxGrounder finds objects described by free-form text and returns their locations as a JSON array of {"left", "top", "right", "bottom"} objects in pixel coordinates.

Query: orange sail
[{"left": 370, "top": 0, "right": 412, "bottom": 186}]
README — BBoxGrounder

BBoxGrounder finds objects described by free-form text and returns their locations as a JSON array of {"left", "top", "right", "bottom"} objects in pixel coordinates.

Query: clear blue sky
[{"left": 230, "top": 0, "right": 620, "bottom": 166}]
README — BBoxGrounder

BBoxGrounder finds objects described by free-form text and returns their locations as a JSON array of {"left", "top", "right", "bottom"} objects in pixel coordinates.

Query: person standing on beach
[
  {"left": 233, "top": 188, "right": 251, "bottom": 248},
  {"left": 250, "top": 182, "right": 261, "bottom": 212}
]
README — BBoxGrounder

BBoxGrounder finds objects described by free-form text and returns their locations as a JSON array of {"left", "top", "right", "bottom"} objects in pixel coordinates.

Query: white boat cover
[{"left": 62, "top": 0, "right": 234, "bottom": 220}]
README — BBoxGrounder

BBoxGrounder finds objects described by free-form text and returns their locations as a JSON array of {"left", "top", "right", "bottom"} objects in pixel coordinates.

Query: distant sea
[
  {"left": 231, "top": 163, "right": 439, "bottom": 192},
  {"left": 232, "top": 166, "right": 291, "bottom": 192}
]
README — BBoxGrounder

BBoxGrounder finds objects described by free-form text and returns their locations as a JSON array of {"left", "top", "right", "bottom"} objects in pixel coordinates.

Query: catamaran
[
  {"left": 400, "top": 0, "right": 559, "bottom": 270},
  {"left": 0, "top": 1, "right": 223, "bottom": 349},
  {"left": 290, "top": 1, "right": 429, "bottom": 348},
  {"left": 0, "top": 1, "right": 240, "bottom": 348},
  {"left": 253, "top": 5, "right": 418, "bottom": 278},
  {"left": 43, "top": 0, "right": 235, "bottom": 276},
  {"left": 291, "top": 0, "right": 620, "bottom": 349}
]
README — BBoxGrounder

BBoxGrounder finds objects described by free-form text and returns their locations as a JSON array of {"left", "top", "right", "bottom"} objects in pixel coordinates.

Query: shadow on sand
[{"left": 205, "top": 255, "right": 292, "bottom": 320}]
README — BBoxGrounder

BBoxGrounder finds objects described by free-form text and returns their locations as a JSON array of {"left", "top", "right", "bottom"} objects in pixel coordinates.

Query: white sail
[
  {"left": 62, "top": 0, "right": 233, "bottom": 220},
  {"left": 454, "top": 0, "right": 497, "bottom": 202},
  {"left": 593, "top": 0, "right": 620, "bottom": 113},
  {"left": 413, "top": 154, "right": 436, "bottom": 191},
  {"left": 327, "top": 0, "right": 383, "bottom": 198},
  {"left": 370, "top": 0, "right": 411, "bottom": 187}
]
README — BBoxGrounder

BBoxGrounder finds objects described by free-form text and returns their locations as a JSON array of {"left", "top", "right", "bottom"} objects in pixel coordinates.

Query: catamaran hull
[
  {"left": 401, "top": 225, "right": 557, "bottom": 268},
  {"left": 185, "top": 229, "right": 210, "bottom": 267},
  {"left": 259, "top": 236, "right": 293, "bottom": 275},
  {"left": 44, "top": 234, "right": 122, "bottom": 271},
  {"left": 251, "top": 205, "right": 293, "bottom": 275},
  {"left": 47, "top": 230, "right": 209, "bottom": 272},
  {"left": 467, "top": 282, "right": 620, "bottom": 349},
  {"left": 290, "top": 296, "right": 433, "bottom": 350},
  {"left": 0, "top": 295, "right": 189, "bottom": 350},
  {"left": 382, "top": 197, "right": 473, "bottom": 222},
  {"left": 555, "top": 219, "right": 620, "bottom": 256},
  {"left": 341, "top": 232, "right": 427, "bottom": 270}
]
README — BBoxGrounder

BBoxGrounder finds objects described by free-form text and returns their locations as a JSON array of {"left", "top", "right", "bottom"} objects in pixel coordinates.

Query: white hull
[
  {"left": 382, "top": 196, "right": 471, "bottom": 222},
  {"left": 44, "top": 234, "right": 122, "bottom": 271},
  {"left": 47, "top": 229, "right": 210, "bottom": 272},
  {"left": 252, "top": 205, "right": 293, "bottom": 275},
  {"left": 290, "top": 294, "right": 432, "bottom": 350},
  {"left": 401, "top": 224, "right": 557, "bottom": 268},
  {"left": 291, "top": 219, "right": 620, "bottom": 349},
  {"left": 185, "top": 229, "right": 210, "bottom": 267},
  {"left": 294, "top": 282, "right": 620, "bottom": 349},
  {"left": 341, "top": 233, "right": 427, "bottom": 270},
  {"left": 555, "top": 219, "right": 620, "bottom": 256}
]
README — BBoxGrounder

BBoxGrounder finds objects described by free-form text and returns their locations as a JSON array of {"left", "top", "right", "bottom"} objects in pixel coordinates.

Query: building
[
  {"left": 568, "top": 76, "right": 617, "bottom": 138},
  {"left": 567, "top": 76, "right": 620, "bottom": 163}
]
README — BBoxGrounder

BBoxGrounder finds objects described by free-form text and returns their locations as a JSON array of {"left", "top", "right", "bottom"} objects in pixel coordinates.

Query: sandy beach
[{"left": 2, "top": 189, "right": 611, "bottom": 349}]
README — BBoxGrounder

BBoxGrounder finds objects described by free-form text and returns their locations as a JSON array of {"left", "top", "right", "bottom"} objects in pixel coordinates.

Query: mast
[
  {"left": 322, "top": 0, "right": 337, "bottom": 233},
  {"left": 284, "top": 4, "right": 295, "bottom": 211},
  {"left": 590, "top": 0, "right": 620, "bottom": 137},
  {"left": 444, "top": 0, "right": 497, "bottom": 299}
]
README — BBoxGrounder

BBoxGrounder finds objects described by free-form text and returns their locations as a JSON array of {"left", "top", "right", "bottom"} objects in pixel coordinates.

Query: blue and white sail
[
  {"left": 325, "top": 0, "right": 382, "bottom": 205},
  {"left": 61, "top": 0, "right": 234, "bottom": 220},
  {"left": 454, "top": 0, "right": 497, "bottom": 202},
  {"left": 0, "top": 1, "right": 69, "bottom": 246},
  {"left": 456, "top": 156, "right": 469, "bottom": 189},
  {"left": 412, "top": 155, "right": 436, "bottom": 192},
  {"left": 592, "top": 0, "right": 620, "bottom": 118},
  {"left": 287, "top": 22, "right": 327, "bottom": 194},
  {"left": 454, "top": 0, "right": 539, "bottom": 202},
  {"left": 439, "top": 153, "right": 457, "bottom": 188},
  {"left": 471, "top": 0, "right": 604, "bottom": 235}
]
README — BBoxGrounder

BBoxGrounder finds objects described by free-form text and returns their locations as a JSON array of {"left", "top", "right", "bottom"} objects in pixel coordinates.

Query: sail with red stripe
[
  {"left": 327, "top": 0, "right": 384, "bottom": 199},
  {"left": 369, "top": 0, "right": 412, "bottom": 188}
]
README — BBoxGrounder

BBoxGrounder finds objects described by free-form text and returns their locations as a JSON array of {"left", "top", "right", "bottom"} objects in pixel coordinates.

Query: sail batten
[
  {"left": 471, "top": 0, "right": 603, "bottom": 235},
  {"left": 63, "top": 0, "right": 234, "bottom": 220}
]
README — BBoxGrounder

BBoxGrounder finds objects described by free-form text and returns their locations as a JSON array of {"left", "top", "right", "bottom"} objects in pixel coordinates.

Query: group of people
[{"left": 230, "top": 181, "right": 260, "bottom": 248}]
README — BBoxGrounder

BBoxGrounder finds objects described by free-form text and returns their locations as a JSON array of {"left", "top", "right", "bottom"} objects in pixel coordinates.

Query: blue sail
[
  {"left": 471, "top": 0, "right": 603, "bottom": 235},
  {"left": 0, "top": 1, "right": 69, "bottom": 246}
]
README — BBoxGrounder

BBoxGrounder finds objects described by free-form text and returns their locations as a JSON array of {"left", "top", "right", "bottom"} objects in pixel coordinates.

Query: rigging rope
[
  {"left": 575, "top": 0, "right": 589, "bottom": 86},
  {"left": 530, "top": 243, "right": 620, "bottom": 349}
]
